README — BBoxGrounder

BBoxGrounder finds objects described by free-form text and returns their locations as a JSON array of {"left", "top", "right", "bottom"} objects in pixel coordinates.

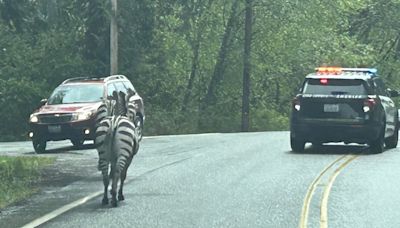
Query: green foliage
[
  {"left": 0, "top": 156, "right": 54, "bottom": 208},
  {"left": 250, "top": 104, "right": 289, "bottom": 131},
  {"left": 0, "top": 79, "right": 46, "bottom": 141},
  {"left": 1, "top": 0, "right": 400, "bottom": 140}
]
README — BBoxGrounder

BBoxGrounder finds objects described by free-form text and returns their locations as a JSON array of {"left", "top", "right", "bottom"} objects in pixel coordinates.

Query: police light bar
[
  {"left": 341, "top": 68, "right": 377, "bottom": 74},
  {"left": 315, "top": 67, "right": 377, "bottom": 75},
  {"left": 315, "top": 67, "right": 342, "bottom": 74}
]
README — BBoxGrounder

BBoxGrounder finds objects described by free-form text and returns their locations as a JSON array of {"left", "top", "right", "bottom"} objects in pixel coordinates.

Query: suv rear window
[{"left": 302, "top": 79, "right": 367, "bottom": 95}]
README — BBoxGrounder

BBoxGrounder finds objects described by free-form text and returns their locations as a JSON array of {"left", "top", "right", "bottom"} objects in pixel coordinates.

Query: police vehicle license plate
[
  {"left": 48, "top": 125, "right": 61, "bottom": 133},
  {"left": 324, "top": 104, "right": 339, "bottom": 112}
]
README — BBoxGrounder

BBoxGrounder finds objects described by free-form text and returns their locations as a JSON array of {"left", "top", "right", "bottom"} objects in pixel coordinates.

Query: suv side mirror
[
  {"left": 40, "top": 98, "right": 48, "bottom": 106},
  {"left": 387, "top": 89, "right": 399, "bottom": 97}
]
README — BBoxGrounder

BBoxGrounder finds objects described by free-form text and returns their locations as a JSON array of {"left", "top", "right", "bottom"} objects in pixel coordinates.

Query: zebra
[{"left": 95, "top": 92, "right": 139, "bottom": 207}]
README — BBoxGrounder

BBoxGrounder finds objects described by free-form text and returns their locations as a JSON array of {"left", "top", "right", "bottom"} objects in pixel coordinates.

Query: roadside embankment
[{"left": 0, "top": 156, "right": 54, "bottom": 208}]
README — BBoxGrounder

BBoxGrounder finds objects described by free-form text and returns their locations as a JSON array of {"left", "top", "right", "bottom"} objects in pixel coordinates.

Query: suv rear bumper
[
  {"left": 291, "top": 121, "right": 381, "bottom": 144},
  {"left": 29, "top": 118, "right": 96, "bottom": 142}
]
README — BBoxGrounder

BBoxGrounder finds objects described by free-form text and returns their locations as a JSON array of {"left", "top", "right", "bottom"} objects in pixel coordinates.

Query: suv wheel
[
  {"left": 71, "top": 139, "right": 85, "bottom": 148},
  {"left": 385, "top": 123, "right": 399, "bottom": 149},
  {"left": 134, "top": 116, "right": 143, "bottom": 141},
  {"left": 370, "top": 125, "right": 385, "bottom": 154},
  {"left": 291, "top": 135, "right": 305, "bottom": 152},
  {"left": 33, "top": 140, "right": 47, "bottom": 153}
]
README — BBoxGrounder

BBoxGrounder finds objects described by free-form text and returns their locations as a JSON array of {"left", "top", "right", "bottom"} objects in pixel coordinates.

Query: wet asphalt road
[{"left": 1, "top": 131, "right": 400, "bottom": 228}]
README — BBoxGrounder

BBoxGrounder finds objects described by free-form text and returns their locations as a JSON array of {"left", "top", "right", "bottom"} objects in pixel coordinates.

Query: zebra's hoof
[
  {"left": 111, "top": 200, "right": 118, "bottom": 207},
  {"left": 102, "top": 198, "right": 109, "bottom": 205},
  {"left": 118, "top": 194, "right": 125, "bottom": 201}
]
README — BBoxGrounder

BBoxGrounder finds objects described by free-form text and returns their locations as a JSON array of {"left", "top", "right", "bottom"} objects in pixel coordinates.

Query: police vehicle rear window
[{"left": 303, "top": 79, "right": 367, "bottom": 95}]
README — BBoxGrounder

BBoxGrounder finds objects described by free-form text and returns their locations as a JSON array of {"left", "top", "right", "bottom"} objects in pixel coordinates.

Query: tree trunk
[
  {"left": 241, "top": 0, "right": 252, "bottom": 132},
  {"left": 182, "top": 40, "right": 200, "bottom": 112},
  {"left": 181, "top": 0, "right": 214, "bottom": 112},
  {"left": 203, "top": 0, "right": 240, "bottom": 107}
]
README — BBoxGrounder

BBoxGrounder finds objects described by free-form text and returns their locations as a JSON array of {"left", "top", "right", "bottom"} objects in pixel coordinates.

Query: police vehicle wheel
[
  {"left": 33, "top": 140, "right": 47, "bottom": 154},
  {"left": 291, "top": 137, "right": 305, "bottom": 152},
  {"left": 370, "top": 126, "right": 385, "bottom": 154},
  {"left": 385, "top": 123, "right": 399, "bottom": 149}
]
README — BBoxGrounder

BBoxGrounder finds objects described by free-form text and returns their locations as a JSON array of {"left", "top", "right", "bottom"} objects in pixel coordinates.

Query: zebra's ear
[
  {"left": 125, "top": 88, "right": 136, "bottom": 105},
  {"left": 126, "top": 88, "right": 135, "bottom": 99},
  {"left": 112, "top": 91, "right": 119, "bottom": 101}
]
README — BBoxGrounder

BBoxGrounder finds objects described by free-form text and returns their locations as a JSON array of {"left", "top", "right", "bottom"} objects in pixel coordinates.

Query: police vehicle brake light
[
  {"left": 363, "top": 98, "right": 377, "bottom": 113},
  {"left": 293, "top": 96, "right": 301, "bottom": 111}
]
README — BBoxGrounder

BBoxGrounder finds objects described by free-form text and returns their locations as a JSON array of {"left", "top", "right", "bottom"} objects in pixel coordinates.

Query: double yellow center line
[{"left": 299, "top": 154, "right": 359, "bottom": 228}]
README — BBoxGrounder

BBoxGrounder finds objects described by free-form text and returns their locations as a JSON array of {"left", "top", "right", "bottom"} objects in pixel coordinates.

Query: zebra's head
[{"left": 113, "top": 91, "right": 127, "bottom": 117}]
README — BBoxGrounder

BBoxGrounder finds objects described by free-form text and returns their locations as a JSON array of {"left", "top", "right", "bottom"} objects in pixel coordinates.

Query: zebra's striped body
[{"left": 95, "top": 101, "right": 139, "bottom": 207}]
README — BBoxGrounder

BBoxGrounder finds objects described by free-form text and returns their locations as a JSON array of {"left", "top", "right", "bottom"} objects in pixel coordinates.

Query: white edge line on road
[
  {"left": 142, "top": 132, "right": 221, "bottom": 139},
  {"left": 20, "top": 156, "right": 193, "bottom": 228},
  {"left": 21, "top": 191, "right": 102, "bottom": 228}
]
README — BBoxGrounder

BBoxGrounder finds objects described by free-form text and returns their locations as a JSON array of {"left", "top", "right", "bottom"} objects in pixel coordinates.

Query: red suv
[{"left": 28, "top": 75, "right": 145, "bottom": 153}]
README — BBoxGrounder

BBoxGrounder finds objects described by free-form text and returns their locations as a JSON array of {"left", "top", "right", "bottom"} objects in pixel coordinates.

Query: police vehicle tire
[
  {"left": 291, "top": 136, "right": 305, "bottom": 152},
  {"left": 33, "top": 139, "right": 47, "bottom": 154},
  {"left": 385, "top": 123, "right": 399, "bottom": 149},
  {"left": 370, "top": 125, "right": 385, "bottom": 154}
]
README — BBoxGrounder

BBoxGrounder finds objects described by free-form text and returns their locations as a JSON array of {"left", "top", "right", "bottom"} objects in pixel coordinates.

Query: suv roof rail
[
  {"left": 61, "top": 75, "right": 128, "bottom": 84},
  {"left": 61, "top": 77, "right": 95, "bottom": 84},
  {"left": 104, "top": 75, "right": 128, "bottom": 82}
]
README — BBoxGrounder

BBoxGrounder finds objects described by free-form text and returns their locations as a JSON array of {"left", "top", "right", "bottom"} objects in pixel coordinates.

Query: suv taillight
[
  {"left": 363, "top": 98, "right": 377, "bottom": 112},
  {"left": 293, "top": 97, "right": 301, "bottom": 111}
]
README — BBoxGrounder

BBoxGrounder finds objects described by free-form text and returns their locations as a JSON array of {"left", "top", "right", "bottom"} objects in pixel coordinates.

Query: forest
[{"left": 1, "top": 0, "right": 400, "bottom": 141}]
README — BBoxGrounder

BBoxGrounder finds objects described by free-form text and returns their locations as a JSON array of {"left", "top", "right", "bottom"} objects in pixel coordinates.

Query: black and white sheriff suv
[{"left": 290, "top": 67, "right": 399, "bottom": 153}]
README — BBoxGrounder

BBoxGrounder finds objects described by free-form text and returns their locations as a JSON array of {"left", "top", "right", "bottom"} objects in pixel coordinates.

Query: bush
[
  {"left": 251, "top": 105, "right": 289, "bottom": 131},
  {"left": 0, "top": 79, "right": 47, "bottom": 141}
]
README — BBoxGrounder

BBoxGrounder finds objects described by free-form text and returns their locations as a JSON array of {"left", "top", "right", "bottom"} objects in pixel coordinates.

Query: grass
[{"left": 0, "top": 156, "right": 54, "bottom": 209}]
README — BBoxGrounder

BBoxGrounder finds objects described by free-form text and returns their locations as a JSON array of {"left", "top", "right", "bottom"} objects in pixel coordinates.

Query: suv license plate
[
  {"left": 48, "top": 125, "right": 61, "bottom": 133},
  {"left": 324, "top": 104, "right": 339, "bottom": 112}
]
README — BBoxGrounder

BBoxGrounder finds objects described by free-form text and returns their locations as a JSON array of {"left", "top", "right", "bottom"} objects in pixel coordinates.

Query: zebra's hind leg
[
  {"left": 101, "top": 168, "right": 109, "bottom": 205},
  {"left": 110, "top": 166, "right": 120, "bottom": 207},
  {"left": 119, "top": 155, "right": 133, "bottom": 201},
  {"left": 118, "top": 166, "right": 128, "bottom": 201}
]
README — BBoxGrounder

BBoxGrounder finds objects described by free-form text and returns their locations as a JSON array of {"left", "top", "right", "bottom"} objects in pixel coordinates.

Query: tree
[
  {"left": 199, "top": 0, "right": 240, "bottom": 130},
  {"left": 241, "top": 0, "right": 252, "bottom": 132}
]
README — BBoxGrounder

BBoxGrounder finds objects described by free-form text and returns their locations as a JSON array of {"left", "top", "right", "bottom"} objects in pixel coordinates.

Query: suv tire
[
  {"left": 291, "top": 135, "right": 305, "bottom": 152},
  {"left": 33, "top": 140, "right": 46, "bottom": 153},
  {"left": 134, "top": 116, "right": 143, "bottom": 141}
]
